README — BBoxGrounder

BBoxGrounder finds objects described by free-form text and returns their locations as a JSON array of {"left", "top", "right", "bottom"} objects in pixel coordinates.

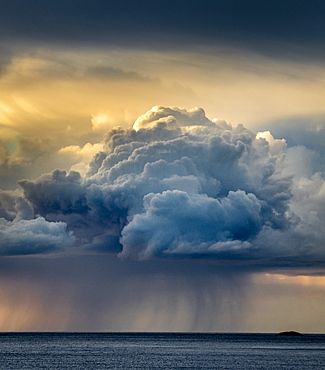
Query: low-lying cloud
[{"left": 0, "top": 190, "right": 74, "bottom": 255}]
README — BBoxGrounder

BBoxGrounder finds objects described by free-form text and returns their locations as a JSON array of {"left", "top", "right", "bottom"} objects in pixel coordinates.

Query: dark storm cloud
[
  {"left": 0, "top": 189, "right": 75, "bottom": 255},
  {"left": 18, "top": 170, "right": 94, "bottom": 240},
  {"left": 1, "top": 0, "right": 325, "bottom": 60},
  {"left": 1, "top": 105, "right": 322, "bottom": 266},
  {"left": 16, "top": 105, "right": 312, "bottom": 265},
  {"left": 18, "top": 170, "right": 88, "bottom": 216}
]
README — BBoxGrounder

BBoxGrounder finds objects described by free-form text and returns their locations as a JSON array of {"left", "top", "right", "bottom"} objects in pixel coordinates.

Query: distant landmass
[{"left": 277, "top": 331, "right": 303, "bottom": 336}]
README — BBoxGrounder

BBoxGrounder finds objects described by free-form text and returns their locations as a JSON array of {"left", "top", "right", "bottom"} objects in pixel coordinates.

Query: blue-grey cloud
[
  {"left": 1, "top": 1, "right": 324, "bottom": 61},
  {"left": 120, "top": 189, "right": 260, "bottom": 260},
  {"left": 0, "top": 216, "right": 74, "bottom": 256},
  {"left": 15, "top": 105, "right": 324, "bottom": 267},
  {"left": 0, "top": 189, "right": 75, "bottom": 255},
  {"left": 19, "top": 170, "right": 88, "bottom": 216}
]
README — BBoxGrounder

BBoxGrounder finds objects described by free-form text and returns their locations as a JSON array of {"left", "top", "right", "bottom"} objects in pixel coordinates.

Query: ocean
[{"left": 0, "top": 332, "right": 324, "bottom": 369}]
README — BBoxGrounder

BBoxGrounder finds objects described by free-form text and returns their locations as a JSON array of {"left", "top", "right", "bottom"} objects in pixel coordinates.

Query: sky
[{"left": 0, "top": 0, "right": 324, "bottom": 333}]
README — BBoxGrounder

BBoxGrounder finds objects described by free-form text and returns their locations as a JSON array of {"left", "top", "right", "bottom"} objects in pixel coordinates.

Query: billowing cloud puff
[
  {"left": 120, "top": 189, "right": 261, "bottom": 259},
  {"left": 133, "top": 106, "right": 216, "bottom": 131},
  {"left": 18, "top": 170, "right": 88, "bottom": 216},
  {"left": 0, "top": 189, "right": 75, "bottom": 255},
  {"left": 0, "top": 217, "right": 74, "bottom": 255},
  {"left": 16, "top": 105, "right": 319, "bottom": 265}
]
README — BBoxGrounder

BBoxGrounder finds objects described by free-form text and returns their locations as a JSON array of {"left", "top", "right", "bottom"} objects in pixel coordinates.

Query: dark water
[{"left": 0, "top": 332, "right": 324, "bottom": 369}]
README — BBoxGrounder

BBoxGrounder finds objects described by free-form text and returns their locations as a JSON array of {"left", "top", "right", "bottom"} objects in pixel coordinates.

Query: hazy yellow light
[
  {"left": 0, "top": 103, "right": 14, "bottom": 124},
  {"left": 91, "top": 113, "right": 111, "bottom": 131},
  {"left": 57, "top": 142, "right": 104, "bottom": 175},
  {"left": 263, "top": 273, "right": 325, "bottom": 287},
  {"left": 0, "top": 285, "right": 71, "bottom": 331}
]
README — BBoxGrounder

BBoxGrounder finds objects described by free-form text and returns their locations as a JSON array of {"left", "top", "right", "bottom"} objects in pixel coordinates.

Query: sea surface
[{"left": 0, "top": 332, "right": 324, "bottom": 369}]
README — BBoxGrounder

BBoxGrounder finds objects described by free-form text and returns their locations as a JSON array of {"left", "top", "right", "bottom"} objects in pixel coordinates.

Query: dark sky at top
[{"left": 1, "top": 0, "right": 324, "bottom": 61}]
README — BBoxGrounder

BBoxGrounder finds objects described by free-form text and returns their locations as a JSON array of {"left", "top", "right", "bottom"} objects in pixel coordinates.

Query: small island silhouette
[{"left": 276, "top": 331, "right": 303, "bottom": 336}]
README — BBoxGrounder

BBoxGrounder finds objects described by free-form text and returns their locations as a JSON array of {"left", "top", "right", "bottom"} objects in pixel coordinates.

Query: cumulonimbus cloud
[
  {"left": 0, "top": 105, "right": 319, "bottom": 264},
  {"left": 8, "top": 105, "right": 321, "bottom": 265}
]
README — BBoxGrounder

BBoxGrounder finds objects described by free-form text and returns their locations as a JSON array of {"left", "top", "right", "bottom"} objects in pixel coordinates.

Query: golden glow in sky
[{"left": 1, "top": 49, "right": 325, "bottom": 144}]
